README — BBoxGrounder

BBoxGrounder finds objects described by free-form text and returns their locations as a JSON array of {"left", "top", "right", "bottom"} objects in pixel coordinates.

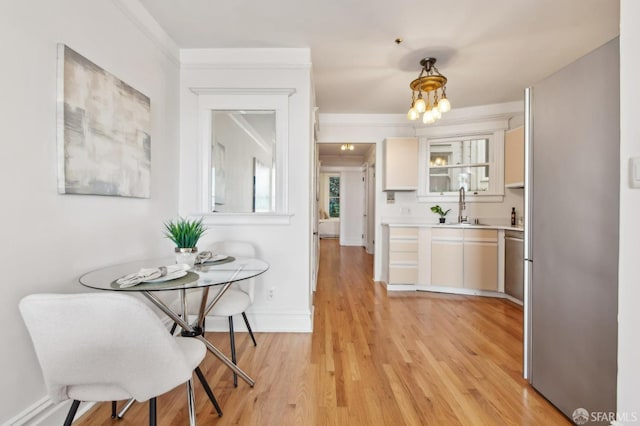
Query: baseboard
[
  {"left": 2, "top": 396, "right": 94, "bottom": 426},
  {"left": 340, "top": 239, "right": 363, "bottom": 246},
  {"left": 384, "top": 282, "right": 524, "bottom": 304}
]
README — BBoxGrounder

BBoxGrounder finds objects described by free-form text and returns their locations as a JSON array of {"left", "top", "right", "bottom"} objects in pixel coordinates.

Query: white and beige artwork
[{"left": 57, "top": 44, "right": 151, "bottom": 198}]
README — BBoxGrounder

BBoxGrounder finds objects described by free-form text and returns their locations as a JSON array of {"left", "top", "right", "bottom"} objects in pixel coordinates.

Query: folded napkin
[{"left": 116, "top": 264, "right": 189, "bottom": 288}]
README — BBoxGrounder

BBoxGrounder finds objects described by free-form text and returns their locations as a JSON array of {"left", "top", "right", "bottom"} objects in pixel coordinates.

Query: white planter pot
[{"left": 175, "top": 247, "right": 198, "bottom": 267}]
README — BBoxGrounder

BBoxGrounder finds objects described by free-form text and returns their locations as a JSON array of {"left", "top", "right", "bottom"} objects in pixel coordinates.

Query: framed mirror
[
  {"left": 210, "top": 110, "right": 276, "bottom": 212},
  {"left": 196, "top": 89, "right": 293, "bottom": 219}
]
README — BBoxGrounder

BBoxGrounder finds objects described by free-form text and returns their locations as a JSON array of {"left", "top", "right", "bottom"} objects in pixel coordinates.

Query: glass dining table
[{"left": 79, "top": 255, "right": 269, "bottom": 388}]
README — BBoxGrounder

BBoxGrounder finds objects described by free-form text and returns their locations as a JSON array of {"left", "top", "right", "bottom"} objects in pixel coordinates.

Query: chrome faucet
[{"left": 458, "top": 186, "right": 468, "bottom": 223}]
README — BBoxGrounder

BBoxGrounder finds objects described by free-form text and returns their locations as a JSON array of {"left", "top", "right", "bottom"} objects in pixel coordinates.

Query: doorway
[{"left": 314, "top": 142, "right": 376, "bottom": 281}]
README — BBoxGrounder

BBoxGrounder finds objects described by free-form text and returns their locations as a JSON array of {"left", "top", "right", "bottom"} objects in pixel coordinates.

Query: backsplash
[{"left": 381, "top": 187, "right": 524, "bottom": 226}]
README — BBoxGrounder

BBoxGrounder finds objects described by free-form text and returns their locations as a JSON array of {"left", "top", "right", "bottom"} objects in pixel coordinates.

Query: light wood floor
[{"left": 75, "top": 239, "right": 569, "bottom": 425}]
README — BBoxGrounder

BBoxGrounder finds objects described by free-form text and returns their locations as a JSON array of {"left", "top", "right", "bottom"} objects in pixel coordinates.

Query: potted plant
[
  {"left": 164, "top": 217, "right": 207, "bottom": 266},
  {"left": 430, "top": 205, "right": 451, "bottom": 224}
]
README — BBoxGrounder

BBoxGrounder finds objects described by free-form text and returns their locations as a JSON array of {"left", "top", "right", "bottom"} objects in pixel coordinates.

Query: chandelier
[
  {"left": 340, "top": 144, "right": 355, "bottom": 151},
  {"left": 407, "top": 57, "right": 451, "bottom": 123}
]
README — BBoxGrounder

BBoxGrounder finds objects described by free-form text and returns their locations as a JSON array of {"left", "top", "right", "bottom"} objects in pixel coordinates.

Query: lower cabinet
[
  {"left": 431, "top": 228, "right": 463, "bottom": 287},
  {"left": 387, "top": 226, "right": 498, "bottom": 291},
  {"left": 463, "top": 230, "right": 498, "bottom": 290},
  {"left": 431, "top": 228, "right": 498, "bottom": 291},
  {"left": 388, "top": 227, "right": 419, "bottom": 285}
]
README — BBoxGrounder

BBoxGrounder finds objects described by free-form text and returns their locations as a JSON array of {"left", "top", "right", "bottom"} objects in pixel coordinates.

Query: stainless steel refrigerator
[{"left": 524, "top": 38, "right": 619, "bottom": 422}]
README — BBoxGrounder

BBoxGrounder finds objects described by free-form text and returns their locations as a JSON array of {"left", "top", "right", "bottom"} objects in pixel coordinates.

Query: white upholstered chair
[
  {"left": 171, "top": 240, "right": 257, "bottom": 387},
  {"left": 19, "top": 293, "right": 221, "bottom": 426}
]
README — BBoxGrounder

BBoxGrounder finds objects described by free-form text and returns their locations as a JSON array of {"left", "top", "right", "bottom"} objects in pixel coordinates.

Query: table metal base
[{"left": 143, "top": 291, "right": 256, "bottom": 387}]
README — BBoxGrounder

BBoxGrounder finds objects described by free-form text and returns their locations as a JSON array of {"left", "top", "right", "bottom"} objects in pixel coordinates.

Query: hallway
[{"left": 75, "top": 239, "right": 568, "bottom": 425}]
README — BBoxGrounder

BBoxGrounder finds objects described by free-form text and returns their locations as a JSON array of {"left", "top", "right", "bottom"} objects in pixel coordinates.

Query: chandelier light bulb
[
  {"left": 439, "top": 97, "right": 451, "bottom": 113},
  {"left": 431, "top": 106, "right": 442, "bottom": 120},
  {"left": 407, "top": 107, "right": 418, "bottom": 120},
  {"left": 423, "top": 110, "right": 435, "bottom": 124},
  {"left": 414, "top": 95, "right": 426, "bottom": 113}
]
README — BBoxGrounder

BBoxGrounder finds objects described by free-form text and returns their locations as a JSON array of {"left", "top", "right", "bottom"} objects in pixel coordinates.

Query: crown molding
[
  {"left": 111, "top": 0, "right": 180, "bottom": 65},
  {"left": 319, "top": 113, "right": 413, "bottom": 128},
  {"left": 180, "top": 48, "right": 312, "bottom": 70},
  {"left": 189, "top": 87, "right": 297, "bottom": 97},
  {"left": 181, "top": 62, "right": 312, "bottom": 70},
  {"left": 319, "top": 101, "right": 524, "bottom": 130}
]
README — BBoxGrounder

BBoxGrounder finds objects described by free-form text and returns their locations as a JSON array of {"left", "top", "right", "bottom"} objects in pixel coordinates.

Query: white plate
[
  {"left": 144, "top": 270, "right": 188, "bottom": 283},
  {"left": 202, "top": 254, "right": 228, "bottom": 264}
]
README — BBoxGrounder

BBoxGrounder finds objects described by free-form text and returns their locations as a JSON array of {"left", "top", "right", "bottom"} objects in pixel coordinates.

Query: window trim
[{"left": 417, "top": 129, "right": 506, "bottom": 203}]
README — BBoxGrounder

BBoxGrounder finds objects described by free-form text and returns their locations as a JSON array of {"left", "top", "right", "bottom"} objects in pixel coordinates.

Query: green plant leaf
[
  {"left": 163, "top": 217, "right": 206, "bottom": 248},
  {"left": 430, "top": 205, "right": 450, "bottom": 217}
]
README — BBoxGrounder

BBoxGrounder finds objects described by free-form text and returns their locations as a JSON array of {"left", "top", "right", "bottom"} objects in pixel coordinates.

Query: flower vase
[{"left": 175, "top": 247, "right": 198, "bottom": 268}]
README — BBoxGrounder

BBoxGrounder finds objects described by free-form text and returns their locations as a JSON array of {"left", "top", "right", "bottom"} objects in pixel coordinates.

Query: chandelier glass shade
[
  {"left": 340, "top": 144, "right": 355, "bottom": 151},
  {"left": 407, "top": 57, "right": 451, "bottom": 123}
]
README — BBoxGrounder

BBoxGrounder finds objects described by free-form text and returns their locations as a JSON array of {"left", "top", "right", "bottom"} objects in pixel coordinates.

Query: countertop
[{"left": 382, "top": 217, "right": 523, "bottom": 231}]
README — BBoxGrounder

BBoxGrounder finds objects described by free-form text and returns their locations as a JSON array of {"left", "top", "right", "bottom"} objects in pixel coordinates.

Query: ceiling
[
  {"left": 318, "top": 143, "right": 372, "bottom": 157},
  {"left": 139, "top": 0, "right": 619, "bottom": 114}
]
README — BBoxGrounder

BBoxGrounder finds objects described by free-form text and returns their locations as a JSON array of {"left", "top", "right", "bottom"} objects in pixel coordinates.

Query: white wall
[
  {"left": 365, "top": 146, "right": 377, "bottom": 254},
  {"left": 340, "top": 169, "right": 365, "bottom": 246},
  {"left": 618, "top": 1, "right": 640, "bottom": 421},
  {"left": 0, "top": 0, "right": 181, "bottom": 424},
  {"left": 178, "top": 49, "right": 314, "bottom": 333}
]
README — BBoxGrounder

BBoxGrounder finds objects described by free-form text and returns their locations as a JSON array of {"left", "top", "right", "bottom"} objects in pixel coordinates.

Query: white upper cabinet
[
  {"left": 504, "top": 126, "right": 525, "bottom": 188},
  {"left": 382, "top": 137, "right": 418, "bottom": 191}
]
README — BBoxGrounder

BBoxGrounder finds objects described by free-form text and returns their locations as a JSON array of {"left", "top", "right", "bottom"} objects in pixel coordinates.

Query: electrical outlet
[{"left": 267, "top": 287, "right": 275, "bottom": 300}]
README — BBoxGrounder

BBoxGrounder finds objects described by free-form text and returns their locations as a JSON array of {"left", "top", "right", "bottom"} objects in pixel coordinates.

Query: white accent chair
[
  {"left": 19, "top": 293, "right": 222, "bottom": 426},
  {"left": 171, "top": 240, "right": 257, "bottom": 387}
]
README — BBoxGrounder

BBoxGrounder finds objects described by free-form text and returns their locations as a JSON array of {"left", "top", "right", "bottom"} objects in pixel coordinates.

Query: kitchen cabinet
[
  {"left": 383, "top": 137, "right": 418, "bottom": 191},
  {"left": 431, "top": 228, "right": 463, "bottom": 287},
  {"left": 431, "top": 228, "right": 498, "bottom": 290},
  {"left": 463, "top": 229, "right": 498, "bottom": 290},
  {"left": 388, "top": 227, "right": 419, "bottom": 284},
  {"left": 504, "top": 126, "right": 524, "bottom": 187}
]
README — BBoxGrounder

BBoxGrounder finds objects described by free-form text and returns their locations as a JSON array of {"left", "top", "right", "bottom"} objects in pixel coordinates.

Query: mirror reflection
[
  {"left": 428, "top": 138, "right": 489, "bottom": 193},
  {"left": 210, "top": 110, "right": 276, "bottom": 212}
]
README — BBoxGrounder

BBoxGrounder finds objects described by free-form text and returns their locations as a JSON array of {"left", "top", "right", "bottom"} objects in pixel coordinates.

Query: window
[
  {"left": 328, "top": 176, "right": 340, "bottom": 217},
  {"left": 418, "top": 131, "right": 505, "bottom": 202},
  {"left": 428, "top": 138, "right": 490, "bottom": 193}
]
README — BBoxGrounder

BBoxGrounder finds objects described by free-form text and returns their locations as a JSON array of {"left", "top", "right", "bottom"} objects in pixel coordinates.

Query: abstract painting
[{"left": 56, "top": 44, "right": 151, "bottom": 198}]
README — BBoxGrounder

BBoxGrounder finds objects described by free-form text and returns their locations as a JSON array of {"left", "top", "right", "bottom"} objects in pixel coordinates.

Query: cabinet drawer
[
  {"left": 389, "top": 267, "right": 418, "bottom": 284},
  {"left": 464, "top": 229, "right": 497, "bottom": 242},
  {"left": 389, "top": 241, "right": 418, "bottom": 253},
  {"left": 389, "top": 227, "right": 419, "bottom": 238},
  {"left": 390, "top": 251, "right": 419, "bottom": 263},
  {"left": 431, "top": 228, "right": 464, "bottom": 241}
]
